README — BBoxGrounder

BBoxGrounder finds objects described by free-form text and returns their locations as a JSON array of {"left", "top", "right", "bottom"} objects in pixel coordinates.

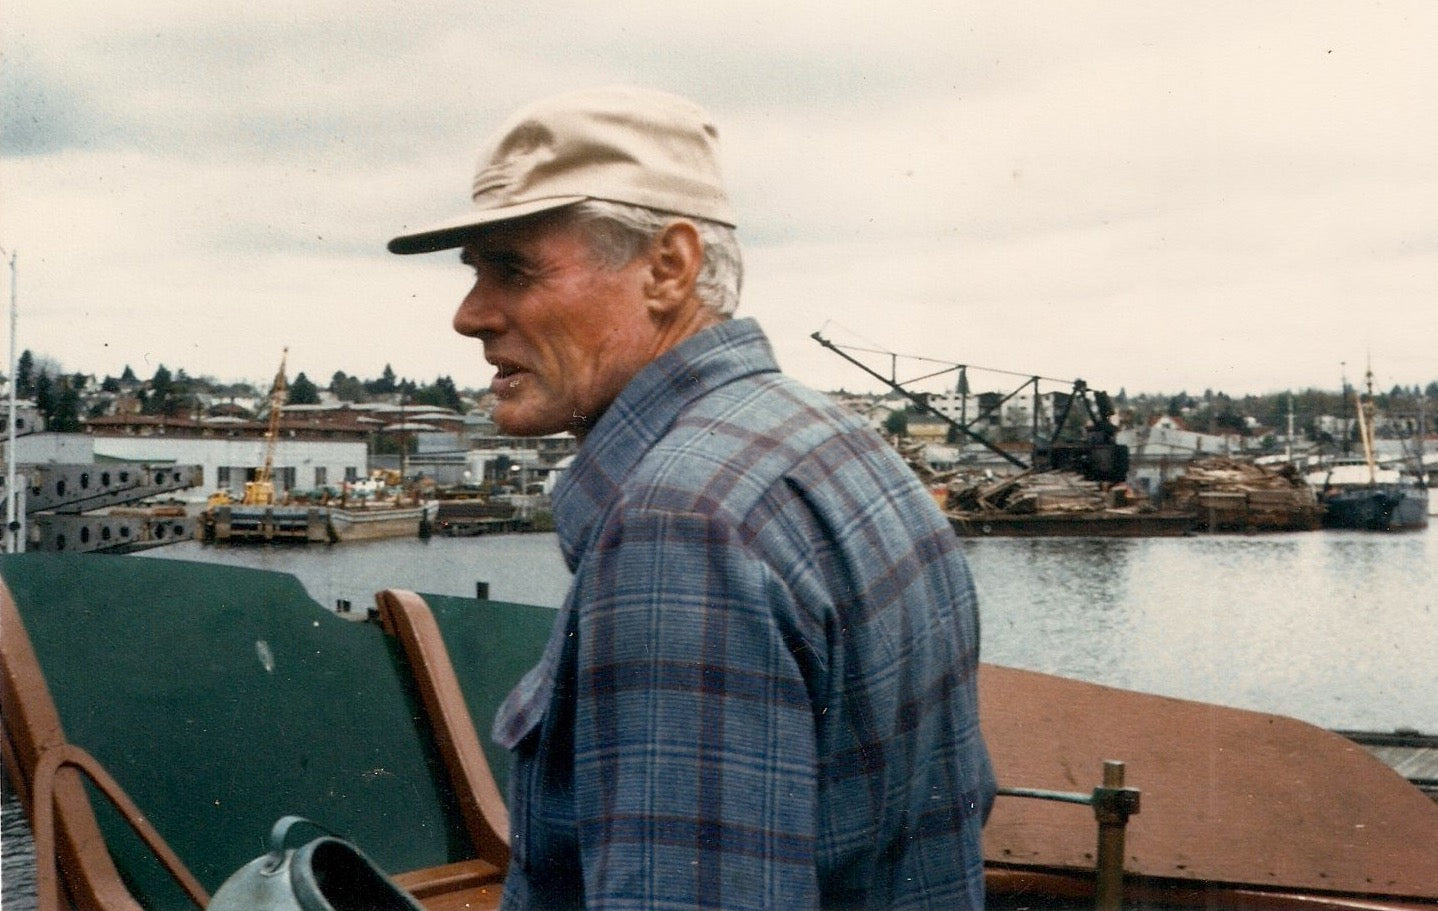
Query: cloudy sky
[{"left": 2, "top": 1, "right": 1435, "bottom": 403}]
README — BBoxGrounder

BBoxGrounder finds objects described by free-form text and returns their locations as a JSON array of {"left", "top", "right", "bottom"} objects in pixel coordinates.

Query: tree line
[
  {"left": 9, "top": 350, "right": 470, "bottom": 431},
  {"left": 11, "top": 346, "right": 1438, "bottom": 444}
]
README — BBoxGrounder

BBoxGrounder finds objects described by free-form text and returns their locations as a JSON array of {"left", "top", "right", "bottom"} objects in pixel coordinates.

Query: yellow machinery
[{"left": 242, "top": 349, "right": 288, "bottom": 506}]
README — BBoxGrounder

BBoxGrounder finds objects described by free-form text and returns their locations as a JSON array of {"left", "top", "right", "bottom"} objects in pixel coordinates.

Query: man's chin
[{"left": 492, "top": 405, "right": 565, "bottom": 438}]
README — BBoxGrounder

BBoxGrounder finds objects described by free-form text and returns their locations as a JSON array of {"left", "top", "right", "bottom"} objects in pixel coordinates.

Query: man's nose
[{"left": 453, "top": 283, "right": 501, "bottom": 338}]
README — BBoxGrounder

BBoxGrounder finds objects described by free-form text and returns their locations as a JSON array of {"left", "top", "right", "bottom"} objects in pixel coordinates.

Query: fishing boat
[
  {"left": 1308, "top": 459, "right": 1429, "bottom": 531},
  {"left": 3, "top": 553, "right": 1437, "bottom": 911},
  {"left": 1307, "top": 366, "right": 1429, "bottom": 531}
]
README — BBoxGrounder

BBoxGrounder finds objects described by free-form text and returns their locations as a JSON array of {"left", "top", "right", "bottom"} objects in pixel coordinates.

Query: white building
[
  {"left": 1117, "top": 416, "right": 1244, "bottom": 495},
  {"left": 92, "top": 435, "right": 367, "bottom": 502}
]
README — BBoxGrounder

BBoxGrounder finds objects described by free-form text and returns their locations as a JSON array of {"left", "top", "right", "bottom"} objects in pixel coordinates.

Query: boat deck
[{"left": 6, "top": 555, "right": 1438, "bottom": 910}]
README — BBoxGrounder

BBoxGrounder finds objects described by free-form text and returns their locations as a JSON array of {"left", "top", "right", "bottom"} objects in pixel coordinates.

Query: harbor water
[{"left": 4, "top": 523, "right": 1437, "bottom": 908}]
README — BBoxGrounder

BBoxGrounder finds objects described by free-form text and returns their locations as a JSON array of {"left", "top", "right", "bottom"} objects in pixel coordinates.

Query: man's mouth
[{"left": 490, "top": 360, "right": 526, "bottom": 393}]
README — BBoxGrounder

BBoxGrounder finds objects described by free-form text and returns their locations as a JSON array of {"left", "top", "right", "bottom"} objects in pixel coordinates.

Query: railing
[{"left": 996, "top": 759, "right": 1141, "bottom": 911}]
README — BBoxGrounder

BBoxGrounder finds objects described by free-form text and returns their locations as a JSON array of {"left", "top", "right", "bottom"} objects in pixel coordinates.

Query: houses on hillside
[{"left": 2, "top": 389, "right": 581, "bottom": 507}]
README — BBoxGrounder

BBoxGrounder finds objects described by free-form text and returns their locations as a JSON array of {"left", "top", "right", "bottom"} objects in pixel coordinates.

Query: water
[
  {"left": 4, "top": 525, "right": 1436, "bottom": 909},
  {"left": 135, "top": 525, "right": 1436, "bottom": 733},
  {"left": 965, "top": 528, "right": 1438, "bottom": 733},
  {"left": 137, "top": 533, "right": 576, "bottom": 613}
]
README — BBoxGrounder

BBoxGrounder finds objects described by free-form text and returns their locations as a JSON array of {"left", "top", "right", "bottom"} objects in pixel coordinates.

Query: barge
[{"left": 203, "top": 501, "right": 438, "bottom": 543}]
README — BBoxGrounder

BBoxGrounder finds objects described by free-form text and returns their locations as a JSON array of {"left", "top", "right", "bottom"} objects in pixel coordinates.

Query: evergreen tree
[
  {"left": 288, "top": 371, "right": 321, "bottom": 405},
  {"left": 34, "top": 370, "right": 53, "bottom": 424},
  {"left": 412, "top": 375, "right": 463, "bottom": 412},
  {"left": 16, "top": 350, "right": 34, "bottom": 398},
  {"left": 142, "top": 365, "right": 174, "bottom": 415},
  {"left": 366, "top": 364, "right": 398, "bottom": 395},
  {"left": 151, "top": 364, "right": 173, "bottom": 396},
  {"left": 48, "top": 377, "right": 82, "bottom": 432},
  {"left": 329, "top": 370, "right": 366, "bottom": 402}
]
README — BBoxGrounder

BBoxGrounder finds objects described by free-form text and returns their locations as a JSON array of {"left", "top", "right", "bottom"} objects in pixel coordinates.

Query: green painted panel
[
  {"left": 2, "top": 553, "right": 470, "bottom": 909},
  {"left": 414, "top": 595, "right": 557, "bottom": 795}
]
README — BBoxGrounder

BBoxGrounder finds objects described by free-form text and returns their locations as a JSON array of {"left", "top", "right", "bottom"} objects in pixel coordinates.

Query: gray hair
[{"left": 565, "top": 199, "right": 743, "bottom": 317}]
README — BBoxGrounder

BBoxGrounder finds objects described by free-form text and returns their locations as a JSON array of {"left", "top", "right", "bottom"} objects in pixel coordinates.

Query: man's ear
[{"left": 644, "top": 220, "right": 703, "bottom": 315}]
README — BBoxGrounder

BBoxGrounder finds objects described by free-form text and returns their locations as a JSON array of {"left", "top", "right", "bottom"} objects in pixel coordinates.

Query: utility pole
[
  {"left": 2, "top": 246, "right": 22, "bottom": 553},
  {"left": 1286, "top": 394, "right": 1295, "bottom": 463},
  {"left": 1339, "top": 361, "right": 1350, "bottom": 456}
]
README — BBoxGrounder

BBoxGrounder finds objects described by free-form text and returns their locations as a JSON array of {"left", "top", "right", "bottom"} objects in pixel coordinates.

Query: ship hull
[{"left": 1320, "top": 484, "right": 1429, "bottom": 531}]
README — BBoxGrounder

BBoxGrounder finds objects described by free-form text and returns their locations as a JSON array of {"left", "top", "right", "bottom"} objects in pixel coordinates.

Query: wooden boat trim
[
  {"left": 2, "top": 573, "right": 507, "bottom": 911},
  {"left": 31, "top": 743, "right": 209, "bottom": 911},
  {"left": 2, "top": 579, "right": 147, "bottom": 911},
  {"left": 375, "top": 588, "right": 511, "bottom": 870},
  {"left": 392, "top": 858, "right": 506, "bottom": 898}
]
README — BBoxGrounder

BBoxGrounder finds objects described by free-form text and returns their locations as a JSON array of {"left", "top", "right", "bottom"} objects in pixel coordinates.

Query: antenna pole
[{"left": 3, "top": 249, "right": 21, "bottom": 553}]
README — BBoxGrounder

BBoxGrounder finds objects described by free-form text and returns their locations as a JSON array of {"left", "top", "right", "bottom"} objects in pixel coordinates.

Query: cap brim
[{"left": 386, "top": 196, "right": 588, "bottom": 255}]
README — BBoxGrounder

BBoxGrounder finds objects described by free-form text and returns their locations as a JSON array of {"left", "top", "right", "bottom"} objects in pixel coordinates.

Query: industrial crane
[{"left": 243, "top": 348, "right": 289, "bottom": 506}]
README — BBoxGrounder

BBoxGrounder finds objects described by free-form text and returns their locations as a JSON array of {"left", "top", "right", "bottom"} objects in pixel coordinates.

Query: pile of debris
[
  {"left": 1162, "top": 457, "right": 1320, "bottom": 532},
  {"left": 945, "top": 469, "right": 1121, "bottom": 515},
  {"left": 891, "top": 437, "right": 957, "bottom": 488}
]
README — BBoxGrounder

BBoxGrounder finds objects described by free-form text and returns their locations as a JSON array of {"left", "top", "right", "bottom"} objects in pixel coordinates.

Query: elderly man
[{"left": 388, "top": 86, "right": 994, "bottom": 910}]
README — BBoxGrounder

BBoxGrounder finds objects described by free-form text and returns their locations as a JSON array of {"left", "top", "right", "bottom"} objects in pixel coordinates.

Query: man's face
[{"left": 453, "top": 215, "right": 658, "bottom": 437}]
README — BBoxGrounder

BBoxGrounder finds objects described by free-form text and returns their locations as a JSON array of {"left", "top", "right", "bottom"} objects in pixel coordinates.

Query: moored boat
[
  {"left": 1309, "top": 364, "right": 1431, "bottom": 531},
  {"left": 1307, "top": 459, "right": 1429, "bottom": 531},
  {"left": 326, "top": 500, "right": 440, "bottom": 542},
  {"left": 203, "top": 500, "right": 439, "bottom": 543},
  {"left": 948, "top": 509, "right": 1196, "bottom": 537}
]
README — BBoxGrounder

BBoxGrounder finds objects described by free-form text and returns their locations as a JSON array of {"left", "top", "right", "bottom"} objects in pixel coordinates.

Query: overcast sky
[{"left": 2, "top": 1, "right": 1435, "bottom": 403}]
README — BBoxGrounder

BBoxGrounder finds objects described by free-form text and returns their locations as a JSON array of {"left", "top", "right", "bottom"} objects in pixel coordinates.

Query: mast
[
  {"left": 1339, "top": 361, "right": 1351, "bottom": 456},
  {"left": 1285, "top": 394, "right": 1294, "bottom": 463},
  {"left": 1356, "top": 362, "right": 1377, "bottom": 485}
]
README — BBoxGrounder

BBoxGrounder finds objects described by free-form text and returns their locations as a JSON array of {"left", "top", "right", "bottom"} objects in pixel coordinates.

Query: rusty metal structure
[
  {"left": 812, "top": 331, "right": 1129, "bottom": 483},
  {"left": 7, "top": 463, "right": 201, "bottom": 553}
]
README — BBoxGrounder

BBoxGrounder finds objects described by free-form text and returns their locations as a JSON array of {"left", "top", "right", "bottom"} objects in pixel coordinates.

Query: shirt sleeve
[{"left": 571, "top": 505, "right": 820, "bottom": 911}]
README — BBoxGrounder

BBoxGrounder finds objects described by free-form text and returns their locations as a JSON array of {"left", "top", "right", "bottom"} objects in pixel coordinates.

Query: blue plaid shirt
[{"left": 493, "top": 318, "right": 994, "bottom": 910}]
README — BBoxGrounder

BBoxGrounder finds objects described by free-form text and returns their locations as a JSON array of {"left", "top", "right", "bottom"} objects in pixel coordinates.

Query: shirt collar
[{"left": 551, "top": 317, "right": 777, "bottom": 569}]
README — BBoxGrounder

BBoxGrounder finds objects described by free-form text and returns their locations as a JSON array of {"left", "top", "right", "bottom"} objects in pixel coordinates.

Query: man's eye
[
  {"left": 495, "top": 263, "right": 530, "bottom": 286},
  {"left": 475, "top": 258, "right": 530, "bottom": 287}
]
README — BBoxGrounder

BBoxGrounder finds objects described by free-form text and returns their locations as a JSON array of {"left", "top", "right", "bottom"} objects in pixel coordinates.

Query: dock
[{"left": 1340, "top": 729, "right": 1438, "bottom": 804}]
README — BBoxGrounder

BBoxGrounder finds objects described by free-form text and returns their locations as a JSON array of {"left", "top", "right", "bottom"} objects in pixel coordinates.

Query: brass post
[
  {"left": 1093, "top": 760, "right": 1140, "bottom": 911},
  {"left": 994, "top": 760, "right": 1140, "bottom": 911}
]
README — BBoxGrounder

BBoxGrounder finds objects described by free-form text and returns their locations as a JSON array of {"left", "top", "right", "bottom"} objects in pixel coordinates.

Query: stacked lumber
[{"left": 1163, "top": 457, "right": 1320, "bottom": 531}]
